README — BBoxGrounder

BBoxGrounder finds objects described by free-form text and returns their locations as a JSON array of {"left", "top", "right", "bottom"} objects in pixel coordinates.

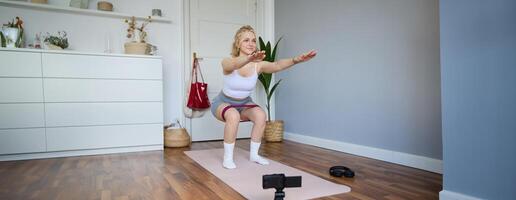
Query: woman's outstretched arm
[
  {"left": 221, "top": 50, "right": 266, "bottom": 73},
  {"left": 259, "top": 50, "right": 317, "bottom": 73}
]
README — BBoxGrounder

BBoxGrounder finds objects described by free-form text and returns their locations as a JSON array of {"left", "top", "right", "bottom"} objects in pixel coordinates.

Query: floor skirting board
[
  {"left": 284, "top": 132, "right": 442, "bottom": 174},
  {"left": 440, "top": 190, "right": 484, "bottom": 200}
]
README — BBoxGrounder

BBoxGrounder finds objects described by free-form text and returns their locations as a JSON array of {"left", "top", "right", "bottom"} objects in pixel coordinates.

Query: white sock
[
  {"left": 250, "top": 141, "right": 269, "bottom": 165},
  {"left": 223, "top": 142, "right": 236, "bottom": 169}
]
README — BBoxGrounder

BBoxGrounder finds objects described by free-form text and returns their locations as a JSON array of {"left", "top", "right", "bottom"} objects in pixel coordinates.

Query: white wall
[{"left": 0, "top": 0, "right": 183, "bottom": 125}]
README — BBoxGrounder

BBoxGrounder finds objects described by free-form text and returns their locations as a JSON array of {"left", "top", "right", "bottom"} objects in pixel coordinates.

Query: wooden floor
[{"left": 0, "top": 139, "right": 442, "bottom": 200}]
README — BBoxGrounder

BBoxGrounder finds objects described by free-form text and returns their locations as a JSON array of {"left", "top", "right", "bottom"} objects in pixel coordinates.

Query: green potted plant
[
  {"left": 258, "top": 36, "right": 284, "bottom": 142},
  {"left": 43, "top": 31, "right": 69, "bottom": 50},
  {"left": 1, "top": 17, "right": 24, "bottom": 48}
]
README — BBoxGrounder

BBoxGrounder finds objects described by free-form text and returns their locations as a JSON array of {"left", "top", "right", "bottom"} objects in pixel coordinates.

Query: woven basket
[
  {"left": 124, "top": 42, "right": 150, "bottom": 55},
  {"left": 97, "top": 1, "right": 113, "bottom": 11},
  {"left": 164, "top": 128, "right": 191, "bottom": 148},
  {"left": 264, "top": 120, "right": 284, "bottom": 142}
]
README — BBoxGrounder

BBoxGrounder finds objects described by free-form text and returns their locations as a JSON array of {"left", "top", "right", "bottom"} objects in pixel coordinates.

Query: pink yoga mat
[{"left": 184, "top": 148, "right": 350, "bottom": 200}]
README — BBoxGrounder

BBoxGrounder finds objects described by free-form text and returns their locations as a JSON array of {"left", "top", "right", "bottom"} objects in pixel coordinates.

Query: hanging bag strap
[
  {"left": 193, "top": 57, "right": 205, "bottom": 83},
  {"left": 191, "top": 52, "right": 205, "bottom": 83},
  {"left": 191, "top": 58, "right": 197, "bottom": 83}
]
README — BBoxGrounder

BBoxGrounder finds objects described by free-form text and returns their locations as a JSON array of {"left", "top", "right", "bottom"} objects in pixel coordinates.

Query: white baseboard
[
  {"left": 440, "top": 190, "right": 484, "bottom": 200},
  {"left": 0, "top": 145, "right": 163, "bottom": 161},
  {"left": 284, "top": 132, "right": 442, "bottom": 174}
]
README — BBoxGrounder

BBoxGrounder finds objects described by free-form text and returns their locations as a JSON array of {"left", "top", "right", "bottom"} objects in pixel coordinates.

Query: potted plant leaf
[
  {"left": 1, "top": 17, "right": 24, "bottom": 48},
  {"left": 258, "top": 36, "right": 284, "bottom": 142},
  {"left": 0, "top": 32, "right": 6, "bottom": 48}
]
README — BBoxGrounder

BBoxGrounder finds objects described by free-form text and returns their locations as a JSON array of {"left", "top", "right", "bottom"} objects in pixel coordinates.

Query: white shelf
[
  {"left": 0, "top": 0, "right": 172, "bottom": 23},
  {"left": 0, "top": 47, "right": 162, "bottom": 59}
]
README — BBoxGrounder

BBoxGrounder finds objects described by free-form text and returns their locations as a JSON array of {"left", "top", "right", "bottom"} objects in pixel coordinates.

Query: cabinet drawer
[
  {"left": 0, "top": 128, "right": 46, "bottom": 155},
  {"left": 44, "top": 79, "right": 162, "bottom": 102},
  {"left": 42, "top": 54, "right": 162, "bottom": 79},
  {"left": 0, "top": 51, "right": 41, "bottom": 77},
  {"left": 45, "top": 102, "right": 163, "bottom": 127},
  {"left": 0, "top": 104, "right": 45, "bottom": 129},
  {"left": 0, "top": 78, "right": 44, "bottom": 103},
  {"left": 46, "top": 124, "right": 162, "bottom": 151}
]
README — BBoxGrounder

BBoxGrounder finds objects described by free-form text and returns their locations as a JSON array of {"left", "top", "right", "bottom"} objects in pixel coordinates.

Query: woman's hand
[
  {"left": 248, "top": 50, "right": 266, "bottom": 62},
  {"left": 293, "top": 50, "right": 317, "bottom": 64}
]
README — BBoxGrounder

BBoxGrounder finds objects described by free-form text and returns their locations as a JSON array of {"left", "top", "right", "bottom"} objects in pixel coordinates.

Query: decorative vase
[
  {"left": 264, "top": 120, "right": 284, "bottom": 142},
  {"left": 69, "top": 0, "right": 89, "bottom": 9},
  {"left": 0, "top": 27, "right": 21, "bottom": 48},
  {"left": 164, "top": 128, "right": 191, "bottom": 147},
  {"left": 48, "top": 0, "right": 71, "bottom": 7},
  {"left": 124, "top": 42, "right": 150, "bottom": 55}
]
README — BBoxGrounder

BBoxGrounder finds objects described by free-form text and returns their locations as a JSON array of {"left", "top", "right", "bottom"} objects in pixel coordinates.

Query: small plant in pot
[
  {"left": 258, "top": 36, "right": 285, "bottom": 142},
  {"left": 124, "top": 16, "right": 152, "bottom": 55},
  {"left": 1, "top": 17, "right": 24, "bottom": 48},
  {"left": 43, "top": 31, "right": 69, "bottom": 50}
]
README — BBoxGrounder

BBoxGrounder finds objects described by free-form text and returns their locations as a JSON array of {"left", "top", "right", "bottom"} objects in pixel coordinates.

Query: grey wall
[
  {"left": 274, "top": 0, "right": 442, "bottom": 159},
  {"left": 440, "top": 0, "right": 516, "bottom": 199}
]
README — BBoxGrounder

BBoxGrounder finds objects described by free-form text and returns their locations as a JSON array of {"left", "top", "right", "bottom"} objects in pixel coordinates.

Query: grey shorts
[{"left": 210, "top": 92, "right": 259, "bottom": 121}]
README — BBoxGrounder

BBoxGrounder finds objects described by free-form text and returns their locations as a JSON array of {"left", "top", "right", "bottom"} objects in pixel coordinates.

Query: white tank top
[{"left": 222, "top": 63, "right": 258, "bottom": 99}]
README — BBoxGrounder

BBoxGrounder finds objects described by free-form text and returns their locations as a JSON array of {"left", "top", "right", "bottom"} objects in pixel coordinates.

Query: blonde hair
[{"left": 231, "top": 25, "right": 256, "bottom": 57}]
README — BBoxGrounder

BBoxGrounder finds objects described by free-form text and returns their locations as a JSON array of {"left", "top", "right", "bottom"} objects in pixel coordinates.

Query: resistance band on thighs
[{"left": 221, "top": 104, "right": 259, "bottom": 121}]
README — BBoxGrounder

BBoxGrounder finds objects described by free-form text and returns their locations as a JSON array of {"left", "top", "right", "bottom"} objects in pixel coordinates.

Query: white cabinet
[
  {"left": 0, "top": 51, "right": 41, "bottom": 77},
  {"left": 0, "top": 49, "right": 164, "bottom": 160},
  {"left": 43, "top": 79, "right": 163, "bottom": 102},
  {"left": 0, "top": 104, "right": 45, "bottom": 129},
  {"left": 45, "top": 102, "right": 163, "bottom": 126},
  {"left": 0, "top": 78, "right": 44, "bottom": 103},
  {"left": 0, "top": 128, "right": 46, "bottom": 154},
  {"left": 46, "top": 124, "right": 163, "bottom": 151},
  {"left": 42, "top": 53, "right": 162, "bottom": 79}
]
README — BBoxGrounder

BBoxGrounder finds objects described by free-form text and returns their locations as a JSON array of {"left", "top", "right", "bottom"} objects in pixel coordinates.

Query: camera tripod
[{"left": 274, "top": 188, "right": 285, "bottom": 200}]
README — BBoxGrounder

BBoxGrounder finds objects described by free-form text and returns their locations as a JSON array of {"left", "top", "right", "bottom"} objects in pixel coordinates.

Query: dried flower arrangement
[
  {"left": 124, "top": 16, "right": 152, "bottom": 43},
  {"left": 3, "top": 16, "right": 24, "bottom": 29}
]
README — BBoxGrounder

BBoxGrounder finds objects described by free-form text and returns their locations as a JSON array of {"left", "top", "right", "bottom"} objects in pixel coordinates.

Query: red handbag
[{"left": 187, "top": 57, "right": 210, "bottom": 109}]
